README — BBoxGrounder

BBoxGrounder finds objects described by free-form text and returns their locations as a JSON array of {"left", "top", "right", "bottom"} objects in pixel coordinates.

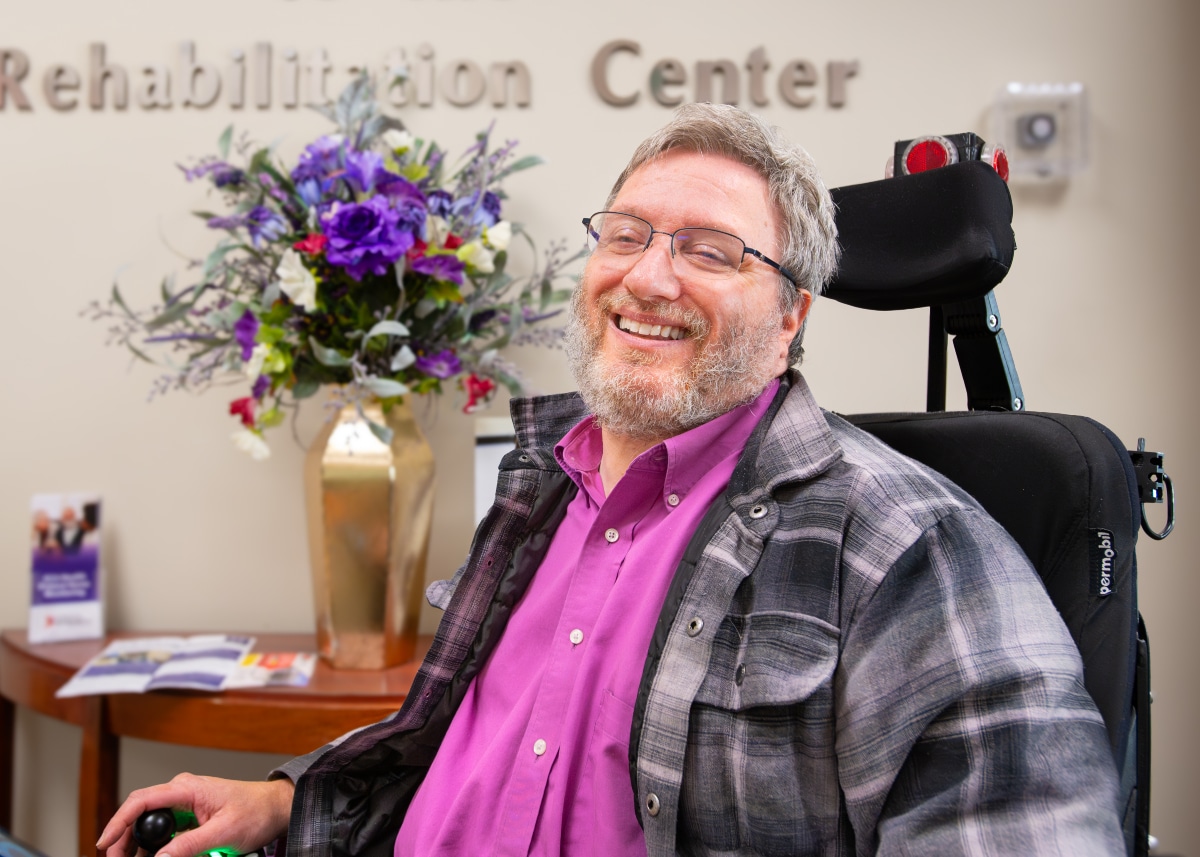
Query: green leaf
[
  {"left": 309, "top": 337, "right": 351, "bottom": 367},
  {"left": 215, "top": 125, "right": 234, "bottom": 160},
  {"left": 258, "top": 406, "right": 285, "bottom": 428},
  {"left": 144, "top": 299, "right": 193, "bottom": 331},
  {"left": 367, "top": 419, "right": 394, "bottom": 446},
  {"left": 494, "top": 154, "right": 545, "bottom": 181},
  {"left": 427, "top": 280, "right": 463, "bottom": 304},
  {"left": 110, "top": 284, "right": 138, "bottom": 320},
  {"left": 390, "top": 345, "right": 415, "bottom": 372},
  {"left": 363, "top": 376, "right": 409, "bottom": 398},
  {"left": 125, "top": 342, "right": 155, "bottom": 363},
  {"left": 291, "top": 378, "right": 320, "bottom": 400},
  {"left": 257, "top": 324, "right": 286, "bottom": 346},
  {"left": 202, "top": 242, "right": 238, "bottom": 282},
  {"left": 400, "top": 163, "right": 429, "bottom": 182},
  {"left": 365, "top": 320, "right": 410, "bottom": 340},
  {"left": 217, "top": 125, "right": 234, "bottom": 160}
]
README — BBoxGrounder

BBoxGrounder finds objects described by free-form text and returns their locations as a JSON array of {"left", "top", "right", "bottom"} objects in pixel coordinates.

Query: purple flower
[
  {"left": 426, "top": 189, "right": 454, "bottom": 219},
  {"left": 234, "top": 309, "right": 259, "bottom": 360},
  {"left": 324, "top": 197, "right": 419, "bottom": 280},
  {"left": 180, "top": 159, "right": 243, "bottom": 186},
  {"left": 251, "top": 374, "right": 271, "bottom": 399},
  {"left": 452, "top": 191, "right": 502, "bottom": 228},
  {"left": 212, "top": 166, "right": 245, "bottom": 188},
  {"left": 415, "top": 349, "right": 462, "bottom": 379},
  {"left": 375, "top": 170, "right": 424, "bottom": 203},
  {"left": 206, "top": 206, "right": 287, "bottom": 248},
  {"left": 411, "top": 253, "right": 465, "bottom": 285},
  {"left": 343, "top": 150, "right": 385, "bottom": 194},
  {"left": 468, "top": 309, "right": 497, "bottom": 332},
  {"left": 291, "top": 136, "right": 344, "bottom": 183},
  {"left": 295, "top": 178, "right": 323, "bottom": 208},
  {"left": 206, "top": 214, "right": 243, "bottom": 231},
  {"left": 246, "top": 206, "right": 288, "bottom": 247}
]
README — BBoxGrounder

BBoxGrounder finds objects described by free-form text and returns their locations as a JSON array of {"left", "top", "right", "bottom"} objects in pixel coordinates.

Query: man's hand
[{"left": 97, "top": 774, "right": 294, "bottom": 857}]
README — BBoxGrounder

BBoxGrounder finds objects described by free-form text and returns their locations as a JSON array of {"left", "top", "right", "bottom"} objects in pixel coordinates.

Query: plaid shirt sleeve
[
  {"left": 634, "top": 376, "right": 1126, "bottom": 856},
  {"left": 837, "top": 507, "right": 1125, "bottom": 854}
]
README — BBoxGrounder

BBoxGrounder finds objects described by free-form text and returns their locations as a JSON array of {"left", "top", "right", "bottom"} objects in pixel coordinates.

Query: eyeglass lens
[{"left": 585, "top": 212, "right": 746, "bottom": 278}]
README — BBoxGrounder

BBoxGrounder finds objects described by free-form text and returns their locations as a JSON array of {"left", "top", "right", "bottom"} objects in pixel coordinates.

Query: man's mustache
[{"left": 593, "top": 291, "right": 711, "bottom": 340}]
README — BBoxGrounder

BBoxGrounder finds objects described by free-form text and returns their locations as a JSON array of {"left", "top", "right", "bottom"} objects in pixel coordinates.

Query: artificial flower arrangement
[{"left": 88, "top": 75, "right": 578, "bottom": 459}]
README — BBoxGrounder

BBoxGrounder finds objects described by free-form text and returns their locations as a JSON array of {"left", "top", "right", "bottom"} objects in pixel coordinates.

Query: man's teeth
[{"left": 618, "top": 316, "right": 685, "bottom": 340}]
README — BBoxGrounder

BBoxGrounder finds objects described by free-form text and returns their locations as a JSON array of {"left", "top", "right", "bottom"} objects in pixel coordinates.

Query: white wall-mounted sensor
[{"left": 989, "top": 82, "right": 1088, "bottom": 180}]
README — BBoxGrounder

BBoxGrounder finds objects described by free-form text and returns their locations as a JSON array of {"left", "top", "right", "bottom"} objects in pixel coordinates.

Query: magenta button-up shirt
[{"left": 394, "top": 380, "right": 778, "bottom": 857}]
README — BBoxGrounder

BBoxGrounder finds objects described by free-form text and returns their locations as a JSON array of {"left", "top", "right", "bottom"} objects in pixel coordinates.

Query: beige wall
[{"left": 3, "top": 1, "right": 1197, "bottom": 853}]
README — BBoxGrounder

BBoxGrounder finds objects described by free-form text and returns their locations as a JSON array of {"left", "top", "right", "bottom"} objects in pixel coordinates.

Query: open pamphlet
[{"left": 53, "top": 635, "right": 317, "bottom": 697}]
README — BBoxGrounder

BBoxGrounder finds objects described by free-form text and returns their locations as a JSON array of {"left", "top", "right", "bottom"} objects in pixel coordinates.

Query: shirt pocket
[
  {"left": 569, "top": 691, "right": 647, "bottom": 857},
  {"left": 693, "top": 610, "right": 840, "bottom": 710},
  {"left": 682, "top": 612, "right": 843, "bottom": 853}
]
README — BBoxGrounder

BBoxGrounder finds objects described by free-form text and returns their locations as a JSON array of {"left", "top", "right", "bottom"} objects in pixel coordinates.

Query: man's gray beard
[{"left": 563, "top": 283, "right": 784, "bottom": 441}]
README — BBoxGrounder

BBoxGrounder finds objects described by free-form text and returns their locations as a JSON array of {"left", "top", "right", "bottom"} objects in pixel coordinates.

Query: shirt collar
[{"left": 554, "top": 378, "right": 780, "bottom": 505}]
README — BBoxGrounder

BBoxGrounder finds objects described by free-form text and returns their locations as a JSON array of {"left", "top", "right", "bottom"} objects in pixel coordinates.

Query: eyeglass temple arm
[{"left": 745, "top": 248, "right": 798, "bottom": 288}]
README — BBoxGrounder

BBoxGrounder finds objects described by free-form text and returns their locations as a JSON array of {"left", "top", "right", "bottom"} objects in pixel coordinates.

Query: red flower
[
  {"left": 406, "top": 234, "right": 463, "bottom": 266},
  {"left": 405, "top": 238, "right": 429, "bottom": 262},
  {"left": 293, "top": 233, "right": 328, "bottom": 254},
  {"left": 462, "top": 374, "right": 496, "bottom": 413},
  {"left": 229, "top": 397, "right": 256, "bottom": 427}
]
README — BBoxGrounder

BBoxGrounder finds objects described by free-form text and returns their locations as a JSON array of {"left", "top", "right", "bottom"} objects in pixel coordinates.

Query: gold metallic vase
[{"left": 303, "top": 397, "right": 435, "bottom": 669}]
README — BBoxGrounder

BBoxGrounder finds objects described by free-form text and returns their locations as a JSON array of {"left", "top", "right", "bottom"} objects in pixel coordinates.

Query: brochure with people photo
[
  {"left": 55, "top": 634, "right": 256, "bottom": 697},
  {"left": 29, "top": 492, "right": 103, "bottom": 644}
]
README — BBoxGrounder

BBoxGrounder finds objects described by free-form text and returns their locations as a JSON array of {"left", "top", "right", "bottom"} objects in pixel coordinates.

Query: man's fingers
[{"left": 98, "top": 778, "right": 202, "bottom": 851}]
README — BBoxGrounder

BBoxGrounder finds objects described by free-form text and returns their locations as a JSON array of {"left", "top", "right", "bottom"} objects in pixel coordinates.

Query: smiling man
[{"left": 101, "top": 104, "right": 1124, "bottom": 857}]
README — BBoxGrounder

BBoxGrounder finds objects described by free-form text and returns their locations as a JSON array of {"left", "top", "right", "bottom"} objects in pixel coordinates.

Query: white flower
[
  {"left": 425, "top": 214, "right": 451, "bottom": 248},
  {"left": 244, "top": 343, "right": 270, "bottom": 379},
  {"left": 457, "top": 240, "right": 495, "bottom": 274},
  {"left": 276, "top": 248, "right": 318, "bottom": 312},
  {"left": 484, "top": 221, "right": 512, "bottom": 252},
  {"left": 231, "top": 428, "right": 271, "bottom": 461},
  {"left": 382, "top": 129, "right": 414, "bottom": 152}
]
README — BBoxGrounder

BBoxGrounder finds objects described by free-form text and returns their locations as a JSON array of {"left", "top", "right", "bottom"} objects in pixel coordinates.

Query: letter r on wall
[{"left": 0, "top": 49, "right": 33, "bottom": 110}]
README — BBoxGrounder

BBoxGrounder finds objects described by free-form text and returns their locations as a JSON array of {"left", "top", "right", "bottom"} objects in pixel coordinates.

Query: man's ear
[
  {"left": 791, "top": 289, "right": 813, "bottom": 331},
  {"left": 773, "top": 288, "right": 812, "bottom": 372}
]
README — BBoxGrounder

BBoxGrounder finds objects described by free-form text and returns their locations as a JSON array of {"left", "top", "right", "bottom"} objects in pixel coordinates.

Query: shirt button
[
  {"left": 569, "top": 628, "right": 584, "bottom": 645},
  {"left": 646, "top": 793, "right": 661, "bottom": 817},
  {"left": 605, "top": 527, "right": 619, "bottom": 543},
  {"left": 533, "top": 739, "right": 547, "bottom": 756},
  {"left": 667, "top": 493, "right": 680, "bottom": 507},
  {"left": 686, "top": 617, "right": 704, "bottom": 636}
]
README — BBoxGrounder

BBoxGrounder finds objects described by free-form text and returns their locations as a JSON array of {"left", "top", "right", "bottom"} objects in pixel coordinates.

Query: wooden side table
[{"left": 0, "top": 630, "right": 431, "bottom": 857}]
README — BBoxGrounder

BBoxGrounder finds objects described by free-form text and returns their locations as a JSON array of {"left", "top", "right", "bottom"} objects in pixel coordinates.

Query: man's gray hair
[{"left": 605, "top": 103, "right": 840, "bottom": 365}]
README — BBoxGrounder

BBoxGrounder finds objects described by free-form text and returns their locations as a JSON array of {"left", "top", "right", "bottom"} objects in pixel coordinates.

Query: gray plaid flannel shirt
[{"left": 277, "top": 371, "right": 1124, "bottom": 856}]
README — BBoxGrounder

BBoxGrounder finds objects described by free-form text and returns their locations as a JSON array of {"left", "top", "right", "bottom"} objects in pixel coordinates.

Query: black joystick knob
[{"left": 133, "top": 809, "right": 177, "bottom": 855}]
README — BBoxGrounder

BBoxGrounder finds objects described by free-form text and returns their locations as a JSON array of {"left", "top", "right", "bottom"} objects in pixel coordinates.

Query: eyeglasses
[{"left": 582, "top": 211, "right": 797, "bottom": 288}]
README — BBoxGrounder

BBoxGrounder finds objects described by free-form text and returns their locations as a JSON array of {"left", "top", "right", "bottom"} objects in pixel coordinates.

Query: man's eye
[
  {"left": 680, "top": 241, "right": 733, "bottom": 268},
  {"left": 605, "top": 230, "right": 645, "bottom": 252}
]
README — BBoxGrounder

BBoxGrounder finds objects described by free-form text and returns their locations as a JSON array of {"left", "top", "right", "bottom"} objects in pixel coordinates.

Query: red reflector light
[
  {"left": 902, "top": 135, "right": 959, "bottom": 175},
  {"left": 984, "top": 144, "right": 1010, "bottom": 182}
]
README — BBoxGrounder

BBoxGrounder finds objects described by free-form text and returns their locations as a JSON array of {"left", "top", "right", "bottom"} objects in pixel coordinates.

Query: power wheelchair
[{"left": 826, "top": 155, "right": 1175, "bottom": 857}]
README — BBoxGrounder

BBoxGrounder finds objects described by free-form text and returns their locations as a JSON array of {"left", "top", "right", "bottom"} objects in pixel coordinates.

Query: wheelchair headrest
[{"left": 825, "top": 160, "right": 1015, "bottom": 311}]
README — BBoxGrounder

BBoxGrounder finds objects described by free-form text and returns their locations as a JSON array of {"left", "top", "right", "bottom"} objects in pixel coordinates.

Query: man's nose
[{"left": 622, "top": 233, "right": 682, "bottom": 301}]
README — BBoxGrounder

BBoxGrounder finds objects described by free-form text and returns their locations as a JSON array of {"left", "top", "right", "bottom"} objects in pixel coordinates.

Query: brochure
[
  {"left": 224, "top": 652, "right": 317, "bottom": 689},
  {"left": 54, "top": 634, "right": 255, "bottom": 698},
  {"left": 29, "top": 492, "right": 104, "bottom": 644}
]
